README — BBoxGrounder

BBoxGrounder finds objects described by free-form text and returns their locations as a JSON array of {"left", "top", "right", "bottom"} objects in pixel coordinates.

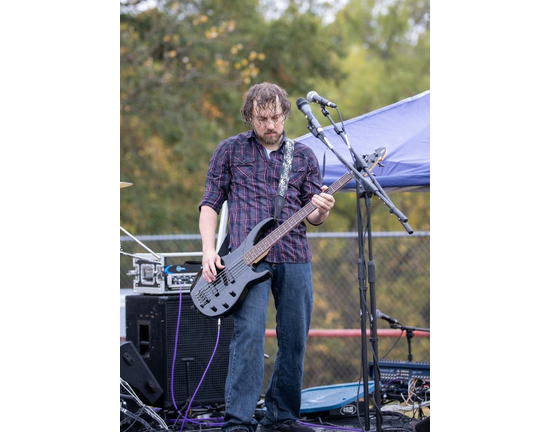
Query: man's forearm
[{"left": 199, "top": 205, "right": 219, "bottom": 253}]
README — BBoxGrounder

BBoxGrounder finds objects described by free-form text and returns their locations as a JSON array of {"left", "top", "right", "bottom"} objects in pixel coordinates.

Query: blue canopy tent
[{"left": 295, "top": 90, "right": 430, "bottom": 193}]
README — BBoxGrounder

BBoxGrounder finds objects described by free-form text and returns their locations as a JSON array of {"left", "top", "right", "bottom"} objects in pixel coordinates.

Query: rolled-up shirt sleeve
[{"left": 199, "top": 141, "right": 231, "bottom": 214}]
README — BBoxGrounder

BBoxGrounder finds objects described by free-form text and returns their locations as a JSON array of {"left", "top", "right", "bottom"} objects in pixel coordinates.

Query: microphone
[
  {"left": 376, "top": 309, "right": 401, "bottom": 325},
  {"left": 296, "top": 97, "right": 326, "bottom": 139},
  {"left": 307, "top": 91, "right": 337, "bottom": 108}
]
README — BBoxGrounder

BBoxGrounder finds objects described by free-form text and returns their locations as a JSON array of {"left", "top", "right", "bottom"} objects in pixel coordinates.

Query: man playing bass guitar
[{"left": 198, "top": 82, "right": 334, "bottom": 432}]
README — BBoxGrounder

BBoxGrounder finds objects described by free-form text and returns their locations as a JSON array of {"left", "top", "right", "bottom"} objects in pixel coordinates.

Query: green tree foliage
[
  {"left": 120, "top": 0, "right": 345, "bottom": 233},
  {"left": 121, "top": 0, "right": 260, "bottom": 233},
  {"left": 288, "top": 0, "right": 431, "bottom": 234},
  {"left": 120, "top": 0, "right": 430, "bottom": 235}
]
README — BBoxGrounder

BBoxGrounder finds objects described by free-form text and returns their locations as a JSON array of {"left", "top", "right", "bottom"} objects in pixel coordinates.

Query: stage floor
[{"left": 120, "top": 395, "right": 429, "bottom": 432}]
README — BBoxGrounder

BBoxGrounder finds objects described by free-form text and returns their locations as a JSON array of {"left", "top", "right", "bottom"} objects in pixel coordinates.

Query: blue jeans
[{"left": 223, "top": 261, "right": 313, "bottom": 432}]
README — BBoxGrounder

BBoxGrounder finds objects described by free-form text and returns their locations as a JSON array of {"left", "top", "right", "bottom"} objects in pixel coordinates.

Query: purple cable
[
  {"left": 179, "top": 319, "right": 222, "bottom": 431},
  {"left": 169, "top": 280, "right": 222, "bottom": 431},
  {"left": 170, "top": 281, "right": 185, "bottom": 414}
]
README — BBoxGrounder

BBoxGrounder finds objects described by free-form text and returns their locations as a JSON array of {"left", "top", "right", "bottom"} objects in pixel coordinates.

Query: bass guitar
[{"left": 190, "top": 147, "right": 387, "bottom": 318}]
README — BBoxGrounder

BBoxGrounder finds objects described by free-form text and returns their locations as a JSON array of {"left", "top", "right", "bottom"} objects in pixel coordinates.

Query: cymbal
[{"left": 120, "top": 182, "right": 133, "bottom": 188}]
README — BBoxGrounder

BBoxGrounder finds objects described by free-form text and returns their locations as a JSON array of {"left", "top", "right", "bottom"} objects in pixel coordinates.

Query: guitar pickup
[
  {"left": 196, "top": 291, "right": 210, "bottom": 308},
  {"left": 210, "top": 280, "right": 221, "bottom": 296},
  {"left": 221, "top": 268, "right": 235, "bottom": 286}
]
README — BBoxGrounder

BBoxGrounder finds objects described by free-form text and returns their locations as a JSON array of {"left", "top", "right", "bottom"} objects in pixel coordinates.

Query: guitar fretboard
[{"left": 242, "top": 163, "right": 371, "bottom": 265}]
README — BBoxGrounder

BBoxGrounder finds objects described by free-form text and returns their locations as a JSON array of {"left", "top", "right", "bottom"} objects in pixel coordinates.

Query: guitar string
[
  {"left": 197, "top": 260, "right": 249, "bottom": 307},
  {"left": 198, "top": 226, "right": 294, "bottom": 304},
  {"left": 200, "top": 258, "right": 247, "bottom": 296},
  {"left": 197, "top": 203, "right": 334, "bottom": 304},
  {"left": 194, "top": 157, "right": 381, "bottom": 310},
  {"left": 196, "top": 222, "right": 293, "bottom": 304}
]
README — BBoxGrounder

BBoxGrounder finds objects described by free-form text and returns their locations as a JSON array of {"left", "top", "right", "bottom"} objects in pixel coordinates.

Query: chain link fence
[{"left": 120, "top": 231, "right": 429, "bottom": 390}]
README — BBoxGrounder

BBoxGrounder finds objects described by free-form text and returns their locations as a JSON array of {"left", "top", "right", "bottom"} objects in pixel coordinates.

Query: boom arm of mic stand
[
  {"left": 318, "top": 110, "right": 413, "bottom": 234},
  {"left": 390, "top": 323, "right": 431, "bottom": 333},
  {"left": 317, "top": 134, "right": 379, "bottom": 198},
  {"left": 119, "top": 250, "right": 161, "bottom": 264},
  {"left": 389, "top": 323, "right": 430, "bottom": 362},
  {"left": 354, "top": 154, "right": 413, "bottom": 235},
  {"left": 120, "top": 226, "right": 162, "bottom": 262}
]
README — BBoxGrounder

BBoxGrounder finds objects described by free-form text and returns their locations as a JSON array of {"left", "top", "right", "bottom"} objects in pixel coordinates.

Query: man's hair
[{"left": 240, "top": 82, "right": 291, "bottom": 125}]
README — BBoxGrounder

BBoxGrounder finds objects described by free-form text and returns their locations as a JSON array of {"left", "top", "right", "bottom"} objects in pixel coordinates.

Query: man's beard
[{"left": 255, "top": 128, "right": 283, "bottom": 146}]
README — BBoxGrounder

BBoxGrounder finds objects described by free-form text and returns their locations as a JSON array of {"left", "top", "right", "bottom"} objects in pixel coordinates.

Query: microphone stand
[
  {"left": 389, "top": 323, "right": 430, "bottom": 362},
  {"left": 319, "top": 107, "right": 412, "bottom": 231},
  {"left": 310, "top": 106, "right": 413, "bottom": 432}
]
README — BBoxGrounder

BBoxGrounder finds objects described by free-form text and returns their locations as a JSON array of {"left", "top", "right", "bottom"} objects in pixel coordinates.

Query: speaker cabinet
[
  {"left": 120, "top": 340, "right": 163, "bottom": 405},
  {"left": 125, "top": 294, "right": 234, "bottom": 409}
]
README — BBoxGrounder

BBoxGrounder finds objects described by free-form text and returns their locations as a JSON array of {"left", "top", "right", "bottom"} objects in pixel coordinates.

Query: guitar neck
[{"left": 243, "top": 171, "right": 353, "bottom": 265}]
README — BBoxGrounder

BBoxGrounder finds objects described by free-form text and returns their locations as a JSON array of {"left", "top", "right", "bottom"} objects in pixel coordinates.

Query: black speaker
[
  {"left": 125, "top": 294, "right": 234, "bottom": 409},
  {"left": 120, "top": 340, "right": 163, "bottom": 405}
]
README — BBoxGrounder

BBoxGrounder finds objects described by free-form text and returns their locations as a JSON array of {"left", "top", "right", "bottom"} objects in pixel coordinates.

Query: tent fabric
[{"left": 294, "top": 90, "right": 430, "bottom": 193}]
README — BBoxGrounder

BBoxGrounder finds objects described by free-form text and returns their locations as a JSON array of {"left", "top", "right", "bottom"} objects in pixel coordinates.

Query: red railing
[
  {"left": 265, "top": 329, "right": 430, "bottom": 338},
  {"left": 120, "top": 328, "right": 429, "bottom": 342}
]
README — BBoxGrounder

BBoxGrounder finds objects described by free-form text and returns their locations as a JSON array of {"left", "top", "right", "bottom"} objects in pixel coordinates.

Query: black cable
[
  {"left": 374, "top": 411, "right": 415, "bottom": 432},
  {"left": 380, "top": 330, "right": 404, "bottom": 360},
  {"left": 120, "top": 406, "right": 156, "bottom": 431}
]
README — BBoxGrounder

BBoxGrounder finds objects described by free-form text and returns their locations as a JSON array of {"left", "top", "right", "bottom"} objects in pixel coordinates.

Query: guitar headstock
[
  {"left": 321, "top": 147, "right": 388, "bottom": 197},
  {"left": 362, "top": 147, "right": 387, "bottom": 173}
]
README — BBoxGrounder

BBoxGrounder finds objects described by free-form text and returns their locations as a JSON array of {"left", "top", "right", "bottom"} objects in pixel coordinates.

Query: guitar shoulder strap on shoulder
[
  {"left": 273, "top": 138, "right": 295, "bottom": 222},
  {"left": 220, "top": 138, "right": 295, "bottom": 254}
]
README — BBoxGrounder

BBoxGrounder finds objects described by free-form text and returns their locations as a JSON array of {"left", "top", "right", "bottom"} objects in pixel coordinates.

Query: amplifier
[
  {"left": 127, "top": 253, "right": 202, "bottom": 295},
  {"left": 369, "top": 360, "right": 430, "bottom": 403},
  {"left": 369, "top": 360, "right": 430, "bottom": 382},
  {"left": 125, "top": 294, "right": 233, "bottom": 408}
]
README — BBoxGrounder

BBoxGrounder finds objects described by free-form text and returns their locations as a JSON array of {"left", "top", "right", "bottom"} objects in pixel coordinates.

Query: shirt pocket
[
  {"left": 231, "top": 155, "right": 255, "bottom": 185},
  {"left": 288, "top": 163, "right": 307, "bottom": 189}
]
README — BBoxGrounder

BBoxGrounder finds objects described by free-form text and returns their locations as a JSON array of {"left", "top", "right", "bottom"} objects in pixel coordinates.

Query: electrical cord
[
  {"left": 120, "top": 406, "right": 156, "bottom": 431},
  {"left": 170, "top": 281, "right": 186, "bottom": 414},
  {"left": 176, "top": 313, "right": 222, "bottom": 430},
  {"left": 120, "top": 377, "right": 169, "bottom": 431},
  {"left": 169, "top": 279, "right": 223, "bottom": 427}
]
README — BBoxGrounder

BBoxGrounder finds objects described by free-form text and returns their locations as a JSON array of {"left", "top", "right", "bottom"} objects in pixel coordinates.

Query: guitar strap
[
  {"left": 217, "top": 232, "right": 230, "bottom": 256},
  {"left": 273, "top": 137, "right": 295, "bottom": 222}
]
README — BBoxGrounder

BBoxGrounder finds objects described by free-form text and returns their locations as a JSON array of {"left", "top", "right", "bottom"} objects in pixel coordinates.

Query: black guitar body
[
  {"left": 190, "top": 217, "right": 275, "bottom": 318},
  {"left": 190, "top": 147, "right": 387, "bottom": 319}
]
